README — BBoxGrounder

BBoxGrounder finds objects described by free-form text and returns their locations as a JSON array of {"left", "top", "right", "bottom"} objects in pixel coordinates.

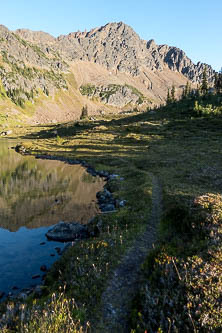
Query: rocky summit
[{"left": 0, "top": 22, "right": 215, "bottom": 124}]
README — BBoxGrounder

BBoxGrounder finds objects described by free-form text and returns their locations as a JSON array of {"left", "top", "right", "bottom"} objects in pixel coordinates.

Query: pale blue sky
[{"left": 0, "top": 0, "right": 221, "bottom": 71}]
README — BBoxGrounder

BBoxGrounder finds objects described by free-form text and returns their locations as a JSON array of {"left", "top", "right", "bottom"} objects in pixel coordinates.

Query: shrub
[
  {"left": 1, "top": 291, "right": 88, "bottom": 333},
  {"left": 79, "top": 84, "right": 96, "bottom": 96}
]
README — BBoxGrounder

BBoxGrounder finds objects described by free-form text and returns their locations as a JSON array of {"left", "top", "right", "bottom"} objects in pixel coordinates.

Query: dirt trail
[{"left": 97, "top": 173, "right": 162, "bottom": 332}]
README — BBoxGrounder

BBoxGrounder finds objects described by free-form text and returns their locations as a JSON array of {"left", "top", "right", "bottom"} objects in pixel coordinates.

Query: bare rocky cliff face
[
  {"left": 0, "top": 24, "right": 68, "bottom": 108},
  {"left": 0, "top": 22, "right": 215, "bottom": 123},
  {"left": 55, "top": 22, "right": 214, "bottom": 83}
]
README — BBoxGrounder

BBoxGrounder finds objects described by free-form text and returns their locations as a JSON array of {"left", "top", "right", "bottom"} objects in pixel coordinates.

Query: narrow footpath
[{"left": 97, "top": 173, "right": 162, "bottom": 332}]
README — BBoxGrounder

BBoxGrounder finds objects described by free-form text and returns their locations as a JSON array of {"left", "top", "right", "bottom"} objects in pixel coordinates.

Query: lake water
[{"left": 0, "top": 139, "right": 104, "bottom": 297}]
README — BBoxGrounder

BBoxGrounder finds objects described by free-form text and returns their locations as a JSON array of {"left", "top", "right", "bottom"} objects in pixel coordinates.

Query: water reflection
[
  {"left": 0, "top": 139, "right": 104, "bottom": 296},
  {"left": 0, "top": 140, "right": 104, "bottom": 231}
]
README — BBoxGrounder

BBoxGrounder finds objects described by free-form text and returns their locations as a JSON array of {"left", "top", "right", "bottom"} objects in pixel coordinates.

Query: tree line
[{"left": 166, "top": 67, "right": 222, "bottom": 104}]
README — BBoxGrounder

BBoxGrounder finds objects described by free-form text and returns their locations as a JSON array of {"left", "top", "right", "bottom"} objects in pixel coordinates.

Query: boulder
[
  {"left": 97, "top": 189, "right": 112, "bottom": 202},
  {"left": 46, "top": 221, "right": 89, "bottom": 242},
  {"left": 100, "top": 203, "right": 116, "bottom": 212},
  {"left": 0, "top": 291, "right": 5, "bottom": 299},
  {"left": 40, "top": 265, "right": 47, "bottom": 272},
  {"left": 18, "top": 292, "right": 28, "bottom": 300},
  {"left": 34, "top": 285, "right": 42, "bottom": 297},
  {"left": 115, "top": 199, "right": 127, "bottom": 208},
  {"left": 97, "top": 170, "right": 109, "bottom": 178}
]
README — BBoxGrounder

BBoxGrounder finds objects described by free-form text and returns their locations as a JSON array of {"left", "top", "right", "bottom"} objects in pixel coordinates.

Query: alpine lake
[{"left": 0, "top": 139, "right": 104, "bottom": 298}]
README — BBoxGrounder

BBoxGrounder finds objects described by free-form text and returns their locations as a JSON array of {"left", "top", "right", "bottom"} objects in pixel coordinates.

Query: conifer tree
[
  {"left": 182, "top": 88, "right": 185, "bottom": 99},
  {"left": 219, "top": 73, "right": 222, "bottom": 93},
  {"left": 201, "top": 67, "right": 208, "bottom": 95},
  {"left": 214, "top": 72, "right": 222, "bottom": 94},
  {"left": 195, "top": 85, "right": 200, "bottom": 98},
  {"left": 166, "top": 89, "right": 171, "bottom": 104},
  {"left": 182, "top": 81, "right": 192, "bottom": 99},
  {"left": 214, "top": 73, "right": 219, "bottom": 93},
  {"left": 171, "top": 85, "right": 176, "bottom": 102},
  {"left": 187, "top": 82, "right": 192, "bottom": 97},
  {"left": 184, "top": 81, "right": 189, "bottom": 98}
]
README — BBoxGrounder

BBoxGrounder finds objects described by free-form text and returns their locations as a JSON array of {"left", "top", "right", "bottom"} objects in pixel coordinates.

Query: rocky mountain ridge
[
  {"left": 0, "top": 22, "right": 215, "bottom": 124},
  {"left": 15, "top": 22, "right": 215, "bottom": 83}
]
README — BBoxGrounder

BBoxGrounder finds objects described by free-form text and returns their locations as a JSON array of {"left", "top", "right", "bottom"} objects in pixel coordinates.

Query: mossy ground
[{"left": 1, "top": 94, "right": 222, "bottom": 332}]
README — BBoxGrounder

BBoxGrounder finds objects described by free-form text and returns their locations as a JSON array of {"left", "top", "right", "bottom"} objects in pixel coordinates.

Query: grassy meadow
[{"left": 1, "top": 93, "right": 222, "bottom": 332}]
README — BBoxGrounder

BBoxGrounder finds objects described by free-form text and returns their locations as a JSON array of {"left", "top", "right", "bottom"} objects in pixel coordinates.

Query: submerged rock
[
  {"left": 46, "top": 221, "right": 89, "bottom": 242},
  {"left": 40, "top": 265, "right": 47, "bottom": 272},
  {"left": 0, "top": 291, "right": 5, "bottom": 299}
]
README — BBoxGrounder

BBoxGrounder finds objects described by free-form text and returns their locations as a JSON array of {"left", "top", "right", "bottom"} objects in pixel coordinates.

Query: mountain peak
[
  {"left": 0, "top": 21, "right": 215, "bottom": 123},
  {"left": 0, "top": 24, "right": 9, "bottom": 32},
  {"left": 54, "top": 22, "right": 214, "bottom": 82},
  {"left": 15, "top": 28, "right": 55, "bottom": 44}
]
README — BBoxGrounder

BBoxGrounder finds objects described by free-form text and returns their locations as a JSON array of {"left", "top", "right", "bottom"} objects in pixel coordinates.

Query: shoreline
[{"left": 1, "top": 147, "right": 125, "bottom": 303}]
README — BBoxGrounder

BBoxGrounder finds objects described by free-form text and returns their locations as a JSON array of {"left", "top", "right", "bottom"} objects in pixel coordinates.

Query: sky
[{"left": 0, "top": 0, "right": 221, "bottom": 71}]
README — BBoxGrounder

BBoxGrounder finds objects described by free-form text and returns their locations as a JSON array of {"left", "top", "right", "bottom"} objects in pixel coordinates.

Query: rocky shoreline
[{"left": 1, "top": 147, "right": 126, "bottom": 304}]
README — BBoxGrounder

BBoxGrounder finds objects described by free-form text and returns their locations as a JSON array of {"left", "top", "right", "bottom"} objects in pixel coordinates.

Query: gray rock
[
  {"left": 100, "top": 204, "right": 116, "bottom": 212},
  {"left": 0, "top": 291, "right": 5, "bottom": 299},
  {"left": 115, "top": 199, "right": 127, "bottom": 208},
  {"left": 46, "top": 221, "right": 89, "bottom": 242},
  {"left": 40, "top": 265, "right": 47, "bottom": 272},
  {"left": 97, "top": 189, "right": 112, "bottom": 200},
  {"left": 80, "top": 84, "right": 143, "bottom": 107},
  {"left": 55, "top": 247, "right": 61, "bottom": 254},
  {"left": 98, "top": 170, "right": 109, "bottom": 177},
  {"left": 12, "top": 286, "right": 19, "bottom": 290},
  {"left": 109, "top": 174, "right": 120, "bottom": 180},
  {"left": 34, "top": 285, "right": 42, "bottom": 297},
  {"left": 18, "top": 292, "right": 28, "bottom": 300},
  {"left": 119, "top": 200, "right": 126, "bottom": 207},
  {"left": 56, "top": 21, "right": 214, "bottom": 84}
]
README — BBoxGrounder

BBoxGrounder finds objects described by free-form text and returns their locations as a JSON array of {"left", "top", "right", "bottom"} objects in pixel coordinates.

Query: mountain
[{"left": 0, "top": 22, "right": 215, "bottom": 125}]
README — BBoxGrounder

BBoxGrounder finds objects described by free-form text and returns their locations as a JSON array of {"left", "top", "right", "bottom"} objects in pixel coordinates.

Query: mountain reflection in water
[
  {"left": 0, "top": 140, "right": 104, "bottom": 231},
  {"left": 0, "top": 139, "right": 104, "bottom": 296}
]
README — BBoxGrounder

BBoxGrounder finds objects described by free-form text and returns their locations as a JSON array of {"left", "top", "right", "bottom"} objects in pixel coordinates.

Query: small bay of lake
[{"left": 0, "top": 139, "right": 104, "bottom": 297}]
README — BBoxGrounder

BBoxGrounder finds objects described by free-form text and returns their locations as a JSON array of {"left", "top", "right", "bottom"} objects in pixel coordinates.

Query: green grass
[
  {"left": 79, "top": 84, "right": 96, "bottom": 96},
  {"left": 1, "top": 93, "right": 222, "bottom": 331}
]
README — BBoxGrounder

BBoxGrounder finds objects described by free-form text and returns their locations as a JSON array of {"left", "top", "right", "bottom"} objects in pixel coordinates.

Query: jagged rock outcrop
[
  {"left": 0, "top": 24, "right": 68, "bottom": 107},
  {"left": 15, "top": 29, "right": 55, "bottom": 44},
  {"left": 79, "top": 83, "right": 147, "bottom": 107},
  {"left": 156, "top": 43, "right": 214, "bottom": 83},
  {"left": 54, "top": 22, "right": 214, "bottom": 83},
  {"left": 56, "top": 22, "right": 159, "bottom": 76},
  {"left": 14, "top": 22, "right": 215, "bottom": 84}
]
